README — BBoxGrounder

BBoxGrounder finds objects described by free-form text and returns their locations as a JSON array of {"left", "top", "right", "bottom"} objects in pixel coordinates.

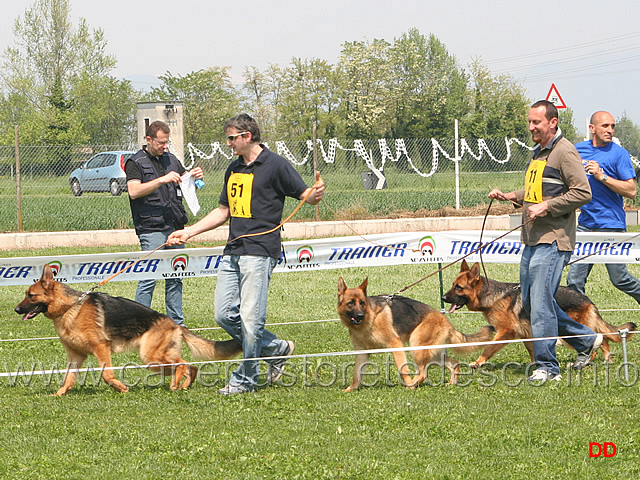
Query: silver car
[{"left": 69, "top": 151, "right": 135, "bottom": 196}]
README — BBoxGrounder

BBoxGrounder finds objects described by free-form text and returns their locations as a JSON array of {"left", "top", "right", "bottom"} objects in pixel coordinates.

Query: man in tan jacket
[{"left": 489, "top": 100, "right": 602, "bottom": 383}]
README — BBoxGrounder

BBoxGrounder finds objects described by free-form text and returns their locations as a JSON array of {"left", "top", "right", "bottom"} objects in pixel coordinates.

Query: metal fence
[{"left": 0, "top": 137, "right": 543, "bottom": 233}]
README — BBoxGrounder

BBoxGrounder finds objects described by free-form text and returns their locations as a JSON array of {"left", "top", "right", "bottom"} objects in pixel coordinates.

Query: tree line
[{"left": 2, "top": 0, "right": 640, "bottom": 156}]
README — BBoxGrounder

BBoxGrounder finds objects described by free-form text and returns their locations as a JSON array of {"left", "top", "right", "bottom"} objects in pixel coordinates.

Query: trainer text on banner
[{"left": 0, "top": 231, "right": 639, "bottom": 286}]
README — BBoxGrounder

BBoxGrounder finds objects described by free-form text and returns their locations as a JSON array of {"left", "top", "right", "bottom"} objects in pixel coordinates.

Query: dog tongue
[
  {"left": 447, "top": 304, "right": 459, "bottom": 314},
  {"left": 22, "top": 311, "right": 38, "bottom": 321}
]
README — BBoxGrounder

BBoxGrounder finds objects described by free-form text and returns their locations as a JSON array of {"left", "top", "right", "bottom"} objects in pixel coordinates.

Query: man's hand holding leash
[
  {"left": 302, "top": 171, "right": 325, "bottom": 205},
  {"left": 525, "top": 201, "right": 549, "bottom": 219},
  {"left": 488, "top": 189, "right": 547, "bottom": 219},
  {"left": 488, "top": 189, "right": 515, "bottom": 203}
]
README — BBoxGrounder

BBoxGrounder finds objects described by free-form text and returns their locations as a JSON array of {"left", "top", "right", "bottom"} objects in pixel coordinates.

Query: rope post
[
  {"left": 313, "top": 121, "right": 319, "bottom": 221},
  {"left": 15, "top": 125, "right": 23, "bottom": 232},
  {"left": 454, "top": 119, "right": 460, "bottom": 210},
  {"left": 438, "top": 262, "right": 445, "bottom": 313},
  {"left": 619, "top": 328, "right": 629, "bottom": 382}
]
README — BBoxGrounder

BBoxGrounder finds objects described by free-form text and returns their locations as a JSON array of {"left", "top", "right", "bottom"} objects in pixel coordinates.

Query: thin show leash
[
  {"left": 77, "top": 186, "right": 423, "bottom": 302},
  {"left": 225, "top": 178, "right": 323, "bottom": 245},
  {"left": 76, "top": 242, "right": 169, "bottom": 302},
  {"left": 566, "top": 230, "right": 640, "bottom": 267},
  {"left": 384, "top": 193, "right": 535, "bottom": 299},
  {"left": 477, "top": 198, "right": 495, "bottom": 288},
  {"left": 75, "top": 178, "right": 326, "bottom": 298},
  {"left": 470, "top": 199, "right": 640, "bottom": 296},
  {"left": 320, "top": 195, "right": 533, "bottom": 299},
  {"left": 388, "top": 216, "right": 536, "bottom": 298},
  {"left": 319, "top": 198, "right": 422, "bottom": 254},
  {"left": 76, "top": 185, "right": 633, "bottom": 302},
  {"left": 477, "top": 197, "right": 523, "bottom": 293}
]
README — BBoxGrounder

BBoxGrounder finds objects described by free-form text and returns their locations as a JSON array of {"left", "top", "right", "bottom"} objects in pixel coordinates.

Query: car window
[
  {"left": 101, "top": 154, "right": 116, "bottom": 168},
  {"left": 86, "top": 155, "right": 105, "bottom": 169}
]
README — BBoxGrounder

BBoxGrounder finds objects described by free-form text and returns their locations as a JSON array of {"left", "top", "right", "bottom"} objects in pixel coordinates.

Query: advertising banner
[{"left": 1, "top": 230, "right": 639, "bottom": 287}]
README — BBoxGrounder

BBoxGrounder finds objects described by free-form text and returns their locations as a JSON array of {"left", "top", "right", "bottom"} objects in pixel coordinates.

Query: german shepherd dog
[
  {"left": 337, "top": 277, "right": 495, "bottom": 391},
  {"left": 15, "top": 264, "right": 242, "bottom": 396},
  {"left": 442, "top": 260, "right": 635, "bottom": 367}
]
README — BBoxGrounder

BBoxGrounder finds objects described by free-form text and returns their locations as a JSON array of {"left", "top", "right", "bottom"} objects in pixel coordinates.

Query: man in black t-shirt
[{"left": 167, "top": 114, "right": 325, "bottom": 394}]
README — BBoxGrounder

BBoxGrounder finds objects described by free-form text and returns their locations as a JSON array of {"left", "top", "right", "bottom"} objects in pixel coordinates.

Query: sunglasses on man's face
[
  {"left": 227, "top": 132, "right": 249, "bottom": 141},
  {"left": 152, "top": 138, "right": 169, "bottom": 146}
]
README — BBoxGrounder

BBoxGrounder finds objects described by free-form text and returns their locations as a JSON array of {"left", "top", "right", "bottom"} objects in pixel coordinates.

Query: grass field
[
  {"left": 0, "top": 168, "right": 528, "bottom": 232},
  {"left": 1, "top": 243, "right": 639, "bottom": 479}
]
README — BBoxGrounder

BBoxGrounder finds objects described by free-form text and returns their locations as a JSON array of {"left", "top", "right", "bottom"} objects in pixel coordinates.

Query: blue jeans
[
  {"left": 520, "top": 243, "right": 596, "bottom": 375},
  {"left": 567, "top": 225, "right": 640, "bottom": 304},
  {"left": 214, "top": 255, "right": 289, "bottom": 389},
  {"left": 135, "top": 230, "right": 185, "bottom": 326}
]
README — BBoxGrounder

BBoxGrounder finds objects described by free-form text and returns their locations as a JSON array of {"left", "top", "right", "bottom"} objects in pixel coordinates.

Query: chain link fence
[{"left": 0, "top": 136, "right": 577, "bottom": 233}]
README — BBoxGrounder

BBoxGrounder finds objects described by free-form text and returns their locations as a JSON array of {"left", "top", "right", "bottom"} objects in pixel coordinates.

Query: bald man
[{"left": 567, "top": 111, "right": 640, "bottom": 304}]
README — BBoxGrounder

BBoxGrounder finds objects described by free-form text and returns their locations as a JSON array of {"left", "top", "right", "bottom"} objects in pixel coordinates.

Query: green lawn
[
  {"left": 1, "top": 247, "right": 639, "bottom": 479},
  {"left": 0, "top": 169, "right": 527, "bottom": 232}
]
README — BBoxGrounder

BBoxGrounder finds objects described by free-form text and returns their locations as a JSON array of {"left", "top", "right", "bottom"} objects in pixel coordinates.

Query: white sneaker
[{"left": 527, "top": 369, "right": 562, "bottom": 384}]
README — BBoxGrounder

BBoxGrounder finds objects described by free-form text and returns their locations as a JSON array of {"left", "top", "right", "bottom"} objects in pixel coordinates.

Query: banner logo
[
  {"left": 172, "top": 255, "right": 189, "bottom": 271},
  {"left": 47, "top": 261, "right": 62, "bottom": 277},
  {"left": 419, "top": 236, "right": 436, "bottom": 256},
  {"left": 297, "top": 246, "right": 314, "bottom": 263}
]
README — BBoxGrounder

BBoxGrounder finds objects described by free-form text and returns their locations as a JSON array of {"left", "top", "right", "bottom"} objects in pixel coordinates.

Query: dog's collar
[{"left": 76, "top": 291, "right": 91, "bottom": 304}]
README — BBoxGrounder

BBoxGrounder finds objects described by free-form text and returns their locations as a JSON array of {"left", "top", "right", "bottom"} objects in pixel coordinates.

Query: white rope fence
[
  {"left": 1, "top": 328, "right": 637, "bottom": 383},
  {"left": 3, "top": 308, "right": 638, "bottom": 343},
  {"left": 182, "top": 137, "right": 534, "bottom": 178},
  {"left": 0, "top": 318, "right": 341, "bottom": 343}
]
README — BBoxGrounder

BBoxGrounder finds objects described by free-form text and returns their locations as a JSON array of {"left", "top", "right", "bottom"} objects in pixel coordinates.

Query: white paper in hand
[{"left": 181, "top": 171, "right": 200, "bottom": 216}]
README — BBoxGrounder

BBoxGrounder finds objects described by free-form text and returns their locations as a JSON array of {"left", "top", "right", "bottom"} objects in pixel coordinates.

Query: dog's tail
[
  {"left": 450, "top": 325, "right": 496, "bottom": 353},
  {"left": 581, "top": 305, "right": 636, "bottom": 344},
  {"left": 600, "top": 321, "right": 636, "bottom": 343},
  {"left": 180, "top": 328, "right": 242, "bottom": 360}
]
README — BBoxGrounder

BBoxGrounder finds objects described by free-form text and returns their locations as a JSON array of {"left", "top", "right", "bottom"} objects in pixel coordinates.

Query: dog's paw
[
  {"left": 108, "top": 381, "right": 129, "bottom": 393},
  {"left": 469, "top": 361, "right": 484, "bottom": 369}
]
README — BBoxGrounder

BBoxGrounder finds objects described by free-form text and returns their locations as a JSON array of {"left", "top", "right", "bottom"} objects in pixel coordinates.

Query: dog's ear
[
  {"left": 338, "top": 276, "right": 347, "bottom": 299},
  {"left": 470, "top": 262, "right": 481, "bottom": 278},
  {"left": 460, "top": 259, "right": 470, "bottom": 272},
  {"left": 468, "top": 262, "right": 482, "bottom": 287},
  {"left": 40, "top": 264, "right": 55, "bottom": 290},
  {"left": 358, "top": 277, "right": 368, "bottom": 296}
]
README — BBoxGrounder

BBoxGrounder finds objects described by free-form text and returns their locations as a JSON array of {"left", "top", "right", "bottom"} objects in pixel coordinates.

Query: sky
[{"left": 1, "top": 0, "right": 639, "bottom": 136}]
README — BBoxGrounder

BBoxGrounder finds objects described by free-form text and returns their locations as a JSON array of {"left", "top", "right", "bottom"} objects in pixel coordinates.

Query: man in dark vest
[{"left": 125, "top": 120, "right": 203, "bottom": 326}]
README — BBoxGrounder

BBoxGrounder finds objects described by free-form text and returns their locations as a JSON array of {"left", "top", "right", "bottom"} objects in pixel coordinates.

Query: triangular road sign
[{"left": 546, "top": 83, "right": 567, "bottom": 109}]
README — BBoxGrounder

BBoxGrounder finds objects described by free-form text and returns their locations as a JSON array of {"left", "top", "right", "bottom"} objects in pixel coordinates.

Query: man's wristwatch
[{"left": 601, "top": 174, "right": 609, "bottom": 183}]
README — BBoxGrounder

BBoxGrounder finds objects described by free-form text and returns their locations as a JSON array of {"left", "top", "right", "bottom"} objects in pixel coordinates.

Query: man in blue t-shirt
[{"left": 567, "top": 110, "right": 640, "bottom": 304}]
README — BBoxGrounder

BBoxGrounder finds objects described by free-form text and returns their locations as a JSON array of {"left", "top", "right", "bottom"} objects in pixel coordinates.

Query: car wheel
[
  {"left": 71, "top": 179, "right": 82, "bottom": 197},
  {"left": 110, "top": 179, "right": 122, "bottom": 196}
]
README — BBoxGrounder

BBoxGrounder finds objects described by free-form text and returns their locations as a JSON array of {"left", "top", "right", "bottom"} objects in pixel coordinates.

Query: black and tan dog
[
  {"left": 337, "top": 277, "right": 494, "bottom": 391},
  {"left": 443, "top": 260, "right": 635, "bottom": 367},
  {"left": 15, "top": 264, "right": 241, "bottom": 396}
]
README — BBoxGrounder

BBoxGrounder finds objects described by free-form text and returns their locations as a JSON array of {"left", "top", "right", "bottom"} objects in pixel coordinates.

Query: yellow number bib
[
  {"left": 227, "top": 172, "right": 254, "bottom": 218},
  {"left": 524, "top": 159, "right": 546, "bottom": 204}
]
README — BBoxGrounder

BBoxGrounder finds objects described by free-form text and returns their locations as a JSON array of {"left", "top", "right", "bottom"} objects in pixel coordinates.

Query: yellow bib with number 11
[{"left": 524, "top": 159, "right": 546, "bottom": 204}]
